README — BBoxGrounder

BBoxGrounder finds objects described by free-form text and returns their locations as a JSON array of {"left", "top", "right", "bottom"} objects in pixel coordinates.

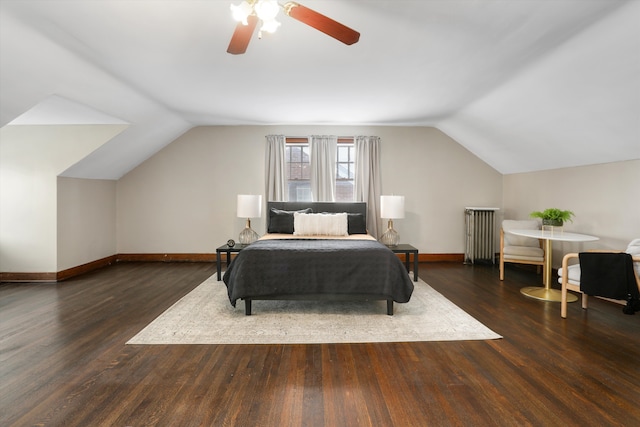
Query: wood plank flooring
[{"left": 1, "top": 261, "right": 639, "bottom": 426}]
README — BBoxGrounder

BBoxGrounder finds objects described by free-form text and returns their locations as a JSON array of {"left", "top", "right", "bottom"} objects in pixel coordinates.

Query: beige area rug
[{"left": 127, "top": 274, "right": 502, "bottom": 345}]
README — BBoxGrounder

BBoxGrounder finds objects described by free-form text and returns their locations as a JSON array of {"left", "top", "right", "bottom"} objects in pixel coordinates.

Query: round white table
[{"left": 507, "top": 229, "right": 599, "bottom": 302}]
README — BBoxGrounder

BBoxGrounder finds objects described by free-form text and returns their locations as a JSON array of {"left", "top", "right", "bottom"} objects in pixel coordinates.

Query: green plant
[{"left": 529, "top": 208, "right": 575, "bottom": 223}]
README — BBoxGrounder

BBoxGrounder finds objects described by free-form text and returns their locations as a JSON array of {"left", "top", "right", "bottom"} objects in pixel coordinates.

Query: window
[
  {"left": 285, "top": 143, "right": 311, "bottom": 202},
  {"left": 285, "top": 137, "right": 354, "bottom": 202},
  {"left": 336, "top": 143, "right": 355, "bottom": 202}
]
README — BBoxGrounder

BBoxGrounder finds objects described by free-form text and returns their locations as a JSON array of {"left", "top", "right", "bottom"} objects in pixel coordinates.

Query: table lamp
[
  {"left": 237, "top": 194, "right": 262, "bottom": 244},
  {"left": 380, "top": 195, "right": 404, "bottom": 247}
]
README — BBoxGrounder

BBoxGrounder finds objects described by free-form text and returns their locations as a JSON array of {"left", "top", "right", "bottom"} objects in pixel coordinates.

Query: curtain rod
[
  {"left": 284, "top": 136, "right": 356, "bottom": 142},
  {"left": 284, "top": 136, "right": 355, "bottom": 139}
]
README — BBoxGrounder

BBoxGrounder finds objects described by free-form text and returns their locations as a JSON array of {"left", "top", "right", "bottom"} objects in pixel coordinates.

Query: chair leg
[{"left": 499, "top": 229, "right": 505, "bottom": 281}]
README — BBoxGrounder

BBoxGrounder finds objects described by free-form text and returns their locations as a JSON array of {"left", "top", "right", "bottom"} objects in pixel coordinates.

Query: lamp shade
[
  {"left": 380, "top": 195, "right": 405, "bottom": 219},
  {"left": 237, "top": 194, "right": 262, "bottom": 218}
]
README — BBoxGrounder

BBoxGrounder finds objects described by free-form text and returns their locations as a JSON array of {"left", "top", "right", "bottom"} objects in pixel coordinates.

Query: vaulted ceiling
[{"left": 1, "top": 0, "right": 638, "bottom": 179}]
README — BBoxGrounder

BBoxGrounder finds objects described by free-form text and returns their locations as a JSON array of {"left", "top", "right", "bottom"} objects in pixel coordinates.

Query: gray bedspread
[{"left": 222, "top": 238, "right": 414, "bottom": 307}]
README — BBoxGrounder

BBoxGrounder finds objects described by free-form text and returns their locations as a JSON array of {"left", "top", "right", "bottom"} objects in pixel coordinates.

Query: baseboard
[
  {"left": 120, "top": 253, "right": 464, "bottom": 264},
  {"left": 117, "top": 253, "right": 216, "bottom": 262},
  {"left": 1, "top": 252, "right": 464, "bottom": 283},
  {"left": 419, "top": 253, "right": 464, "bottom": 263},
  {"left": 0, "top": 255, "right": 118, "bottom": 283},
  {"left": 0, "top": 272, "right": 58, "bottom": 283},
  {"left": 57, "top": 255, "right": 118, "bottom": 281}
]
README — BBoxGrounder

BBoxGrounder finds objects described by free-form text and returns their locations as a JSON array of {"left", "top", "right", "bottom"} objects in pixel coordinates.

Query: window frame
[
  {"left": 284, "top": 140, "right": 311, "bottom": 202},
  {"left": 284, "top": 137, "right": 355, "bottom": 202}
]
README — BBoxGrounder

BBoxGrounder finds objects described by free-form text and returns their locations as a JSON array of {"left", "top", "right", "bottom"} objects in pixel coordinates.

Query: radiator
[{"left": 464, "top": 207, "right": 499, "bottom": 264}]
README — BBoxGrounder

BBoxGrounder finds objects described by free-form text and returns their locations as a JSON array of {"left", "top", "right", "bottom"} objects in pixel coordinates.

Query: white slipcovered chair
[
  {"left": 558, "top": 239, "right": 640, "bottom": 318},
  {"left": 499, "top": 220, "right": 546, "bottom": 284}
]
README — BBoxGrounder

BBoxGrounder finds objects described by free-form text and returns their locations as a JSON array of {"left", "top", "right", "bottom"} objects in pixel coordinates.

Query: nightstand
[
  {"left": 390, "top": 244, "right": 419, "bottom": 281},
  {"left": 216, "top": 243, "right": 249, "bottom": 280}
]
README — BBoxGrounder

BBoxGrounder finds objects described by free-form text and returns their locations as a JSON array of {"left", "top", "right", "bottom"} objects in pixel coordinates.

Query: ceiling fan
[{"left": 227, "top": 0, "right": 360, "bottom": 54}]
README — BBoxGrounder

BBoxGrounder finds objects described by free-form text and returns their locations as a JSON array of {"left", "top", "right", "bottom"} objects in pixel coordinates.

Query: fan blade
[
  {"left": 284, "top": 2, "right": 360, "bottom": 45},
  {"left": 227, "top": 15, "right": 259, "bottom": 55}
]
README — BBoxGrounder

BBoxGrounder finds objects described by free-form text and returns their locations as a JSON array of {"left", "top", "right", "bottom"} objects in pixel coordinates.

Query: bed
[{"left": 222, "top": 201, "right": 414, "bottom": 315}]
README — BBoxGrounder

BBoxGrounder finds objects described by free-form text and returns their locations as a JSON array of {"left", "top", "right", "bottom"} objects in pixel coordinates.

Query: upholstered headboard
[{"left": 266, "top": 201, "right": 367, "bottom": 234}]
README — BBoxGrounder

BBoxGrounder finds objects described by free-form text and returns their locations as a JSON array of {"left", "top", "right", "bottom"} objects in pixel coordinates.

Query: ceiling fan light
[
  {"left": 260, "top": 18, "right": 281, "bottom": 34},
  {"left": 255, "top": 0, "right": 279, "bottom": 21},
  {"left": 230, "top": 1, "right": 253, "bottom": 25}
]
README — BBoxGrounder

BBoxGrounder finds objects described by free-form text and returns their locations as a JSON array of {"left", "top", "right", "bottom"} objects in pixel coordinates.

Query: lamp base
[
  {"left": 379, "top": 220, "right": 399, "bottom": 247},
  {"left": 238, "top": 219, "right": 259, "bottom": 244}
]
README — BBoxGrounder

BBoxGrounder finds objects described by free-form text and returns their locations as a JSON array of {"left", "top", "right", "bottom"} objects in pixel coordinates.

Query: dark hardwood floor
[{"left": 1, "top": 261, "right": 638, "bottom": 426}]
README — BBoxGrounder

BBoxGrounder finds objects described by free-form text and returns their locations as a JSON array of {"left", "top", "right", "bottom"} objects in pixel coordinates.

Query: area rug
[{"left": 127, "top": 274, "right": 501, "bottom": 345}]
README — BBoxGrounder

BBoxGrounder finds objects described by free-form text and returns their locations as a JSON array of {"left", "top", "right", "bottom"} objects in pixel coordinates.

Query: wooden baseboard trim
[
  {"left": 1, "top": 252, "right": 465, "bottom": 283},
  {"left": 0, "top": 272, "right": 58, "bottom": 283},
  {"left": 116, "top": 253, "right": 216, "bottom": 263},
  {"left": 419, "top": 253, "right": 464, "bottom": 263},
  {"left": 0, "top": 255, "right": 120, "bottom": 283},
  {"left": 57, "top": 255, "right": 118, "bottom": 281},
  {"left": 392, "top": 253, "right": 463, "bottom": 263}
]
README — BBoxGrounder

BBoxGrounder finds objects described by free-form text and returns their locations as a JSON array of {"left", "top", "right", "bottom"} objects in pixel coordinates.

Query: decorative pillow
[
  {"left": 294, "top": 212, "right": 349, "bottom": 236},
  {"left": 268, "top": 208, "right": 312, "bottom": 234},
  {"left": 347, "top": 213, "right": 367, "bottom": 234}
]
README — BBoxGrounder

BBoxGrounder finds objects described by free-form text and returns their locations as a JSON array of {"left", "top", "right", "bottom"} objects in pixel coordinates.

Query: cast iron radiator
[{"left": 464, "top": 207, "right": 499, "bottom": 264}]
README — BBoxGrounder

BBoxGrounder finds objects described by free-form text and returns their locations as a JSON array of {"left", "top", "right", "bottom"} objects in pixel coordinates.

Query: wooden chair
[
  {"left": 559, "top": 248, "right": 640, "bottom": 318},
  {"left": 499, "top": 220, "right": 546, "bottom": 284}
]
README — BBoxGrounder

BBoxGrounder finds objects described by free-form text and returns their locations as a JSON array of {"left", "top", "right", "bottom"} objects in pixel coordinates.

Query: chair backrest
[{"left": 502, "top": 220, "right": 540, "bottom": 247}]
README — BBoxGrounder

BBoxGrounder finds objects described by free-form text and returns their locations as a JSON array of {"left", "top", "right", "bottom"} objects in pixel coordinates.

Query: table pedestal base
[{"left": 520, "top": 286, "right": 578, "bottom": 302}]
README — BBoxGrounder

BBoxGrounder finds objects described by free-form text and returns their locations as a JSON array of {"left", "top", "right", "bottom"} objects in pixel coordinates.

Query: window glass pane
[
  {"left": 336, "top": 180, "right": 354, "bottom": 202},
  {"left": 338, "top": 145, "right": 349, "bottom": 162},
  {"left": 290, "top": 163, "right": 301, "bottom": 180},
  {"left": 301, "top": 162, "right": 311, "bottom": 180},
  {"left": 290, "top": 146, "right": 302, "bottom": 162},
  {"left": 288, "top": 181, "right": 312, "bottom": 202},
  {"left": 337, "top": 163, "right": 350, "bottom": 179}
]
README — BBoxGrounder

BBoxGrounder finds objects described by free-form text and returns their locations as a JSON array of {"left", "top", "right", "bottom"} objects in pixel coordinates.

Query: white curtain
[
  {"left": 310, "top": 135, "right": 337, "bottom": 202},
  {"left": 354, "top": 136, "right": 382, "bottom": 238},
  {"left": 265, "top": 135, "right": 287, "bottom": 201}
]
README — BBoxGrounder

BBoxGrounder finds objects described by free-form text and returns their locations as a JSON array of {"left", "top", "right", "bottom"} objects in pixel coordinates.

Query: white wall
[
  {"left": 0, "top": 124, "right": 126, "bottom": 273},
  {"left": 503, "top": 159, "right": 640, "bottom": 268},
  {"left": 116, "top": 125, "right": 504, "bottom": 255},
  {"left": 57, "top": 177, "right": 117, "bottom": 271}
]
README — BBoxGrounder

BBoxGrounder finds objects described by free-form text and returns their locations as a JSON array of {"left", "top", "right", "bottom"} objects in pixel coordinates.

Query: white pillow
[
  {"left": 626, "top": 238, "right": 640, "bottom": 276},
  {"left": 626, "top": 238, "right": 640, "bottom": 256},
  {"left": 293, "top": 212, "right": 348, "bottom": 236}
]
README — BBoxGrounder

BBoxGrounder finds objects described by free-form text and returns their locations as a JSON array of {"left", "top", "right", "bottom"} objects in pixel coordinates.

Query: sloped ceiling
[{"left": 1, "top": 0, "right": 638, "bottom": 179}]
